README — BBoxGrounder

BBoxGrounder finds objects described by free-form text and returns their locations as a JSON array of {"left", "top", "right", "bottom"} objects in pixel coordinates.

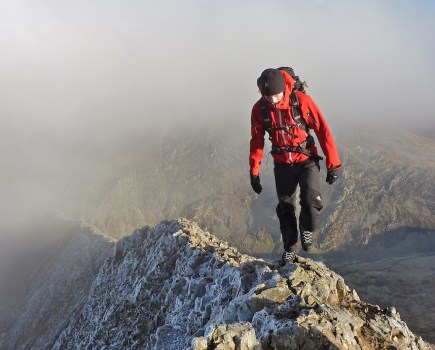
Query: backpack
[
  {"left": 277, "top": 66, "right": 307, "bottom": 93},
  {"left": 259, "top": 67, "right": 323, "bottom": 160}
]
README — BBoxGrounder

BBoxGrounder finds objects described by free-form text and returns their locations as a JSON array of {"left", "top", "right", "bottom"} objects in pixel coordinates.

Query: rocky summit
[{"left": 45, "top": 218, "right": 432, "bottom": 350}]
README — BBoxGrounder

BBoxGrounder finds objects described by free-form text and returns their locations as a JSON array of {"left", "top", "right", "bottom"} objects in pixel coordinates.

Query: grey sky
[
  {"left": 1, "top": 0, "right": 434, "bottom": 135},
  {"left": 0, "top": 0, "right": 434, "bottom": 228}
]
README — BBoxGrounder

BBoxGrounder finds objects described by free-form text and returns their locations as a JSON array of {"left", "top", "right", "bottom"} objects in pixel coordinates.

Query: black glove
[
  {"left": 250, "top": 173, "right": 262, "bottom": 194},
  {"left": 326, "top": 166, "right": 341, "bottom": 185}
]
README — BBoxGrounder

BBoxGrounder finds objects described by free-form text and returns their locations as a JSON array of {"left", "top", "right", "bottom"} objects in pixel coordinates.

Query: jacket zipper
[
  {"left": 277, "top": 108, "right": 292, "bottom": 162},
  {"left": 307, "top": 112, "right": 318, "bottom": 127}
]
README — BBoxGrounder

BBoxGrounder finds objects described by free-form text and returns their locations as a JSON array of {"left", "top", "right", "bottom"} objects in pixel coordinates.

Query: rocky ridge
[
  {"left": 51, "top": 218, "right": 432, "bottom": 350},
  {"left": 0, "top": 218, "right": 115, "bottom": 350}
]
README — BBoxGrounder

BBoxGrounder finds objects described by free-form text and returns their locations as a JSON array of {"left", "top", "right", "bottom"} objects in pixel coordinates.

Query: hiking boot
[
  {"left": 301, "top": 231, "right": 313, "bottom": 252},
  {"left": 280, "top": 250, "right": 296, "bottom": 266}
]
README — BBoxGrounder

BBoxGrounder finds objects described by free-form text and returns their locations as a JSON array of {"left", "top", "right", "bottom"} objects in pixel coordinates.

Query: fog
[{"left": 1, "top": 0, "right": 434, "bottom": 232}]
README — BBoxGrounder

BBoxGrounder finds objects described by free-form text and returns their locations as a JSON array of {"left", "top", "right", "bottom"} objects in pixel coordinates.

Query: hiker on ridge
[{"left": 249, "top": 68, "right": 341, "bottom": 266}]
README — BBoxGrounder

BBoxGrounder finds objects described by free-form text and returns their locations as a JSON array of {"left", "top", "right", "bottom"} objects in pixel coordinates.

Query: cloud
[
  {"left": 0, "top": 0, "right": 434, "bottom": 227},
  {"left": 1, "top": 0, "right": 434, "bottom": 134}
]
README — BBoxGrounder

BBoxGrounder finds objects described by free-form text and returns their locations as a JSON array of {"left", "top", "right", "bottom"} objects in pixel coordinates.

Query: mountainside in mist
[
  {"left": 2, "top": 218, "right": 433, "bottom": 350},
  {"left": 317, "top": 128, "right": 435, "bottom": 252},
  {"left": 55, "top": 125, "right": 435, "bottom": 258},
  {"left": 0, "top": 217, "right": 114, "bottom": 350},
  {"left": 4, "top": 122, "right": 434, "bottom": 257},
  {"left": 57, "top": 124, "right": 271, "bottom": 254}
]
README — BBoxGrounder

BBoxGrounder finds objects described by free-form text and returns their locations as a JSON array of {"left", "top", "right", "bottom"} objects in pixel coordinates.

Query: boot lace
[
  {"left": 301, "top": 231, "right": 313, "bottom": 244},
  {"left": 282, "top": 251, "right": 296, "bottom": 263}
]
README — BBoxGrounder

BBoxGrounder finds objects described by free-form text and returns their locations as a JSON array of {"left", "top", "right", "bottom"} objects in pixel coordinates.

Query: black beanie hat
[{"left": 257, "top": 68, "right": 286, "bottom": 96}]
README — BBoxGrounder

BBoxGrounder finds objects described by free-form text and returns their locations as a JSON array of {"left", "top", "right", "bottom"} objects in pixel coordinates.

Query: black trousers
[{"left": 274, "top": 160, "right": 323, "bottom": 252}]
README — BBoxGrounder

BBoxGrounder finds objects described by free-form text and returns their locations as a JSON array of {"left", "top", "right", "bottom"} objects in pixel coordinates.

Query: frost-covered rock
[
  {"left": 49, "top": 218, "right": 433, "bottom": 350},
  {"left": 0, "top": 219, "right": 114, "bottom": 350}
]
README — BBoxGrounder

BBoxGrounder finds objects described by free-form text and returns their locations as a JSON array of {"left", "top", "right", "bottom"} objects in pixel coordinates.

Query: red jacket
[{"left": 249, "top": 70, "right": 341, "bottom": 176}]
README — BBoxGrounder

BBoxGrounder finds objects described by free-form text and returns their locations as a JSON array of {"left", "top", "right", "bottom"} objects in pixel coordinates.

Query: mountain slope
[
  {"left": 317, "top": 128, "right": 435, "bottom": 251},
  {"left": 56, "top": 125, "right": 435, "bottom": 256},
  {"left": 49, "top": 218, "right": 432, "bottom": 350},
  {"left": 0, "top": 217, "right": 114, "bottom": 350},
  {"left": 4, "top": 123, "right": 434, "bottom": 256}
]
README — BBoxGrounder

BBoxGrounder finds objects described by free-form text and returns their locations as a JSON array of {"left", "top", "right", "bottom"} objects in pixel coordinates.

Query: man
[{"left": 249, "top": 68, "right": 341, "bottom": 266}]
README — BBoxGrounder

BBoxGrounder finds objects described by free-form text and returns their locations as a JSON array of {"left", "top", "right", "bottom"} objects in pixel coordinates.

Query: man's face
[{"left": 264, "top": 92, "right": 284, "bottom": 105}]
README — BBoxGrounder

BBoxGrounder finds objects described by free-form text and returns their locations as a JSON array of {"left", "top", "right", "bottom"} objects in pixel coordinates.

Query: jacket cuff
[{"left": 328, "top": 164, "right": 342, "bottom": 170}]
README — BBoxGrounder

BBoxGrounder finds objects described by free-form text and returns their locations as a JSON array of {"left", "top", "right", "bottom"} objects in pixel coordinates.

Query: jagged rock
[
  {"left": 207, "top": 323, "right": 262, "bottom": 350},
  {"left": 250, "top": 280, "right": 293, "bottom": 310},
  {"left": 47, "top": 218, "right": 433, "bottom": 350},
  {"left": 113, "top": 225, "right": 149, "bottom": 262},
  {"left": 193, "top": 337, "right": 209, "bottom": 350}
]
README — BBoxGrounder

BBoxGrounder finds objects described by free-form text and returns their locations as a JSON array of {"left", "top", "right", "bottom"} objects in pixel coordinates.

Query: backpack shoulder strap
[
  {"left": 290, "top": 91, "right": 309, "bottom": 133},
  {"left": 259, "top": 93, "right": 309, "bottom": 134},
  {"left": 259, "top": 98, "right": 271, "bottom": 132}
]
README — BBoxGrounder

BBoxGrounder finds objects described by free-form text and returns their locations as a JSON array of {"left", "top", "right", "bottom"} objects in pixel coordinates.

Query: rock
[
  {"left": 192, "top": 337, "right": 208, "bottom": 350},
  {"left": 209, "top": 323, "right": 262, "bottom": 350},
  {"left": 12, "top": 218, "right": 431, "bottom": 350},
  {"left": 249, "top": 280, "right": 293, "bottom": 311}
]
